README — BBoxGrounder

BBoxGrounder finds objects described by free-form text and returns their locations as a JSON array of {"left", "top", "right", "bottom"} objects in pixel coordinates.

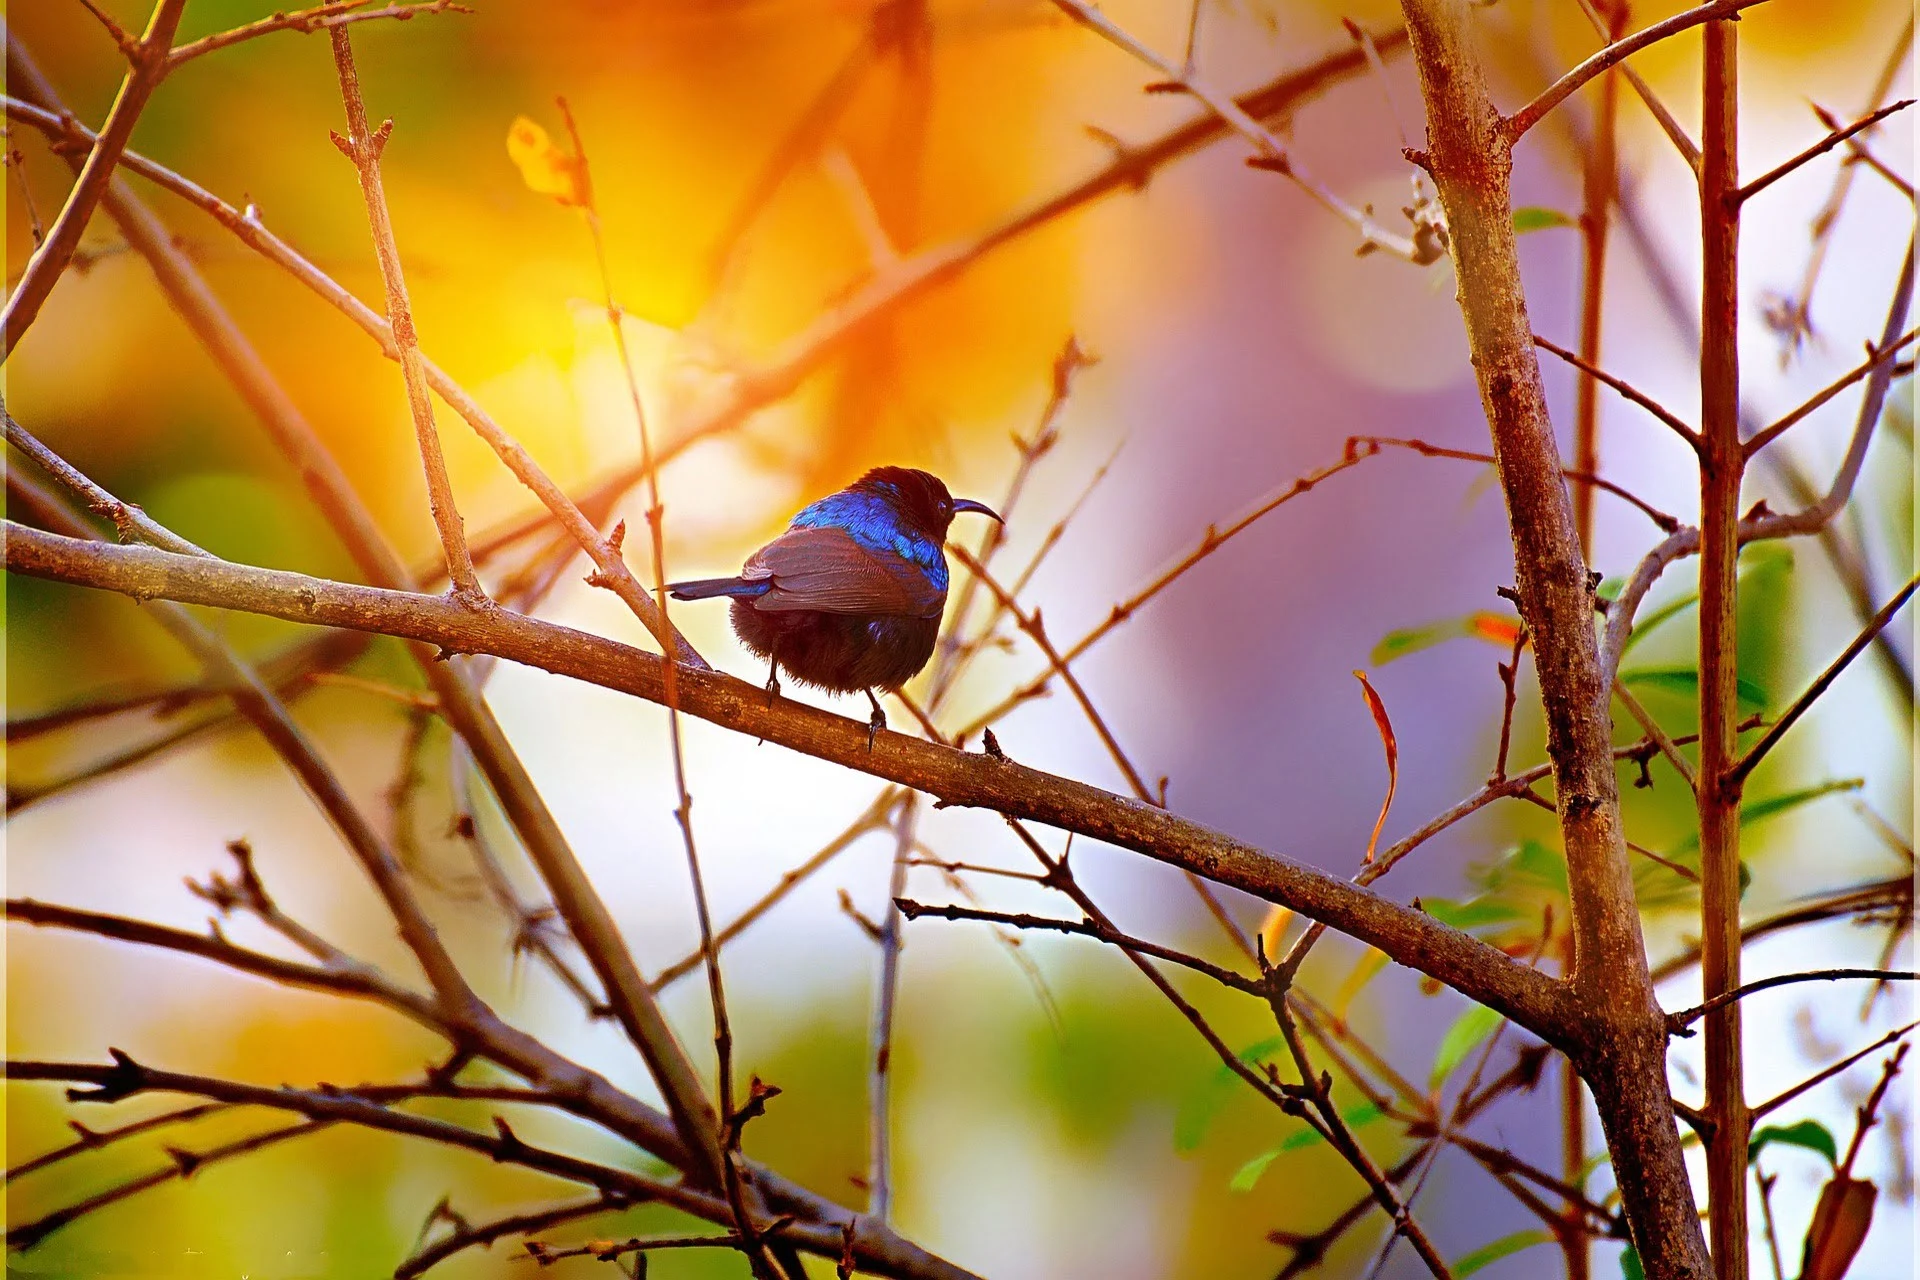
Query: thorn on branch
[
  {"left": 721, "top": 1074, "right": 782, "bottom": 1148},
  {"left": 838, "top": 889, "right": 885, "bottom": 942},
  {"left": 489, "top": 1116, "right": 527, "bottom": 1161},
  {"left": 69, "top": 1047, "right": 145, "bottom": 1104}
]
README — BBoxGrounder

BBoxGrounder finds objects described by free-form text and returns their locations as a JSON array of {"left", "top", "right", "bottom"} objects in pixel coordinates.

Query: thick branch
[
  {"left": 0, "top": 524, "right": 1579, "bottom": 1047},
  {"left": 1398, "top": 2, "right": 1710, "bottom": 1274}
]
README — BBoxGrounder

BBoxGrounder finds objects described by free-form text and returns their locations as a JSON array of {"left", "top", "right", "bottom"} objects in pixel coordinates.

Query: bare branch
[
  {"left": 1503, "top": 0, "right": 1769, "bottom": 143},
  {"left": 894, "top": 898, "right": 1262, "bottom": 995},
  {"left": 1, "top": 525, "right": 1582, "bottom": 1044},
  {"left": 1753, "top": 1020, "right": 1918, "bottom": 1121},
  {"left": 1050, "top": 0, "right": 1435, "bottom": 261},
  {"left": 1533, "top": 332, "right": 1701, "bottom": 450},
  {"left": 327, "top": 27, "right": 481, "bottom": 598},
  {"left": 1, "top": 0, "right": 188, "bottom": 356},
  {"left": 1729, "top": 574, "right": 1918, "bottom": 784},
  {"left": 1743, "top": 328, "right": 1917, "bottom": 458},
  {"left": 166, "top": 1, "right": 472, "bottom": 71},
  {"left": 1668, "top": 970, "right": 1917, "bottom": 1034},
  {"left": 1735, "top": 100, "right": 1915, "bottom": 206}
]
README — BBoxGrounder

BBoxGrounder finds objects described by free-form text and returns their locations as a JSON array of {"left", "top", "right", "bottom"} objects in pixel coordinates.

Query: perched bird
[{"left": 668, "top": 466, "right": 1002, "bottom": 743}]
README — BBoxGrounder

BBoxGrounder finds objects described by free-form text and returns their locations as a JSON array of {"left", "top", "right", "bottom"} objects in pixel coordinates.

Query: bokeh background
[{"left": 5, "top": 1, "right": 1914, "bottom": 1276}]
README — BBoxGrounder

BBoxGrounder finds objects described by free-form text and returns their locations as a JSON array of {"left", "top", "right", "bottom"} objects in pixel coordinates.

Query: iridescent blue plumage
[
  {"left": 667, "top": 466, "right": 1001, "bottom": 745},
  {"left": 790, "top": 487, "right": 950, "bottom": 591}
]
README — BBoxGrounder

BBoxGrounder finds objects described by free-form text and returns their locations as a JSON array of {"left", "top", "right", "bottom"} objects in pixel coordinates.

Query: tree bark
[{"left": 1395, "top": 3, "right": 1712, "bottom": 1276}]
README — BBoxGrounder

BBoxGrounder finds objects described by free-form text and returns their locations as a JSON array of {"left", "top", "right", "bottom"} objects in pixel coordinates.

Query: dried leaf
[
  {"left": 1801, "top": 1176, "right": 1877, "bottom": 1280},
  {"left": 1352, "top": 671, "right": 1397, "bottom": 863},
  {"left": 507, "top": 115, "right": 589, "bottom": 207},
  {"left": 1467, "top": 611, "right": 1523, "bottom": 646}
]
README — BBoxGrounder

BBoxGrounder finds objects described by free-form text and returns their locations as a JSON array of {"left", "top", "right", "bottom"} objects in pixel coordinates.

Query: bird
[{"left": 668, "top": 466, "right": 1002, "bottom": 745}]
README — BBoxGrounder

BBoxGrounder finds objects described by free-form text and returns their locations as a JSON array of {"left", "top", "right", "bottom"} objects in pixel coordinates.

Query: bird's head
[{"left": 853, "top": 466, "right": 1002, "bottom": 539}]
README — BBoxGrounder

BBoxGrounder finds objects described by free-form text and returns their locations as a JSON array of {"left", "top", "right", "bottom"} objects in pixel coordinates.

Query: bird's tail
[{"left": 667, "top": 576, "right": 771, "bottom": 601}]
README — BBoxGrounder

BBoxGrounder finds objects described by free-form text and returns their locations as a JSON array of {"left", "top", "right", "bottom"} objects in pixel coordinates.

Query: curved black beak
[{"left": 952, "top": 497, "right": 1004, "bottom": 523}]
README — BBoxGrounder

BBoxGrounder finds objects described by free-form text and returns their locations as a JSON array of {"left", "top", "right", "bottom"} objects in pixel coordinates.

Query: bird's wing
[{"left": 742, "top": 526, "right": 944, "bottom": 617}]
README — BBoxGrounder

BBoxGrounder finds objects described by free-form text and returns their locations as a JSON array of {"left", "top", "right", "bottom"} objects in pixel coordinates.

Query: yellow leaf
[
  {"left": 506, "top": 115, "right": 589, "bottom": 207},
  {"left": 1258, "top": 904, "right": 1293, "bottom": 961}
]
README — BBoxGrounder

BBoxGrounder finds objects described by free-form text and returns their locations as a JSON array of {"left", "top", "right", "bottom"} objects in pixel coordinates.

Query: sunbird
[{"left": 668, "top": 467, "right": 1002, "bottom": 743}]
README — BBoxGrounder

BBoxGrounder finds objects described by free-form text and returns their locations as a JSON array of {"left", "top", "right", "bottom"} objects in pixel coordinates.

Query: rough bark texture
[{"left": 1395, "top": 3, "right": 1713, "bottom": 1276}]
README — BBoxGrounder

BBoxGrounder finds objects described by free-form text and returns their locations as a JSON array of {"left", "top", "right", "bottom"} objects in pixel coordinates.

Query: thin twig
[
  {"left": 556, "top": 100, "right": 750, "bottom": 1236},
  {"left": 1572, "top": 0, "right": 1699, "bottom": 169},
  {"left": 652, "top": 793, "right": 900, "bottom": 990},
  {"left": 1612, "top": 677, "right": 1698, "bottom": 792},
  {"left": 5, "top": 1101, "right": 226, "bottom": 1184},
  {"left": 1, "top": 0, "right": 188, "bottom": 356},
  {"left": 328, "top": 27, "right": 482, "bottom": 599},
  {"left": 1743, "top": 328, "right": 1918, "bottom": 458},
  {"left": 1667, "top": 969, "right": 1916, "bottom": 1035},
  {"left": 1050, "top": 0, "right": 1433, "bottom": 262},
  {"left": 1753, "top": 1020, "right": 1918, "bottom": 1121},
  {"left": 1534, "top": 332, "right": 1701, "bottom": 450},
  {"left": 894, "top": 899, "right": 1261, "bottom": 994},
  {"left": 1735, "top": 100, "right": 1915, "bottom": 206},
  {"left": 1502, "top": 0, "right": 1769, "bottom": 142},
  {"left": 167, "top": 1, "right": 472, "bottom": 71},
  {"left": 1729, "top": 573, "right": 1918, "bottom": 784},
  {"left": 395, "top": 1194, "right": 631, "bottom": 1278},
  {"left": 867, "top": 793, "right": 918, "bottom": 1222}
]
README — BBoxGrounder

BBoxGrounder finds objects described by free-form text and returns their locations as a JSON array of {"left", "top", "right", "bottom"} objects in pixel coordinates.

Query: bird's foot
[
  {"left": 763, "top": 671, "right": 780, "bottom": 707},
  {"left": 864, "top": 689, "right": 887, "bottom": 753}
]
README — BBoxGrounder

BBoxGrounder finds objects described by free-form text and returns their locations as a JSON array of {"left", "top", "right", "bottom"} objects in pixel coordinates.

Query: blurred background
[{"left": 5, "top": 1, "right": 1914, "bottom": 1276}]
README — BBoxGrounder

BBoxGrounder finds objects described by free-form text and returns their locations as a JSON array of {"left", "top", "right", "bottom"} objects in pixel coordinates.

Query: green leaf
[
  {"left": 1175, "top": 1036, "right": 1287, "bottom": 1151},
  {"left": 1420, "top": 896, "right": 1529, "bottom": 931},
  {"left": 1281, "top": 1101, "right": 1384, "bottom": 1153},
  {"left": 1621, "top": 1243, "right": 1646, "bottom": 1280},
  {"left": 1372, "top": 619, "right": 1469, "bottom": 666},
  {"left": 1228, "top": 1103, "right": 1388, "bottom": 1191},
  {"left": 1431, "top": 1004, "right": 1504, "bottom": 1088},
  {"left": 1671, "top": 778, "right": 1865, "bottom": 854},
  {"left": 1619, "top": 666, "right": 1771, "bottom": 712},
  {"left": 1620, "top": 590, "right": 1700, "bottom": 656},
  {"left": 1596, "top": 576, "right": 1626, "bottom": 603},
  {"left": 1230, "top": 1147, "right": 1283, "bottom": 1192},
  {"left": 1750, "top": 1119, "right": 1839, "bottom": 1166},
  {"left": 1514, "top": 206, "right": 1577, "bottom": 233},
  {"left": 1454, "top": 1229, "right": 1555, "bottom": 1277}
]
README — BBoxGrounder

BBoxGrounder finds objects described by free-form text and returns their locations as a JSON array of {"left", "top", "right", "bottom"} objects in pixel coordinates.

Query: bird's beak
[{"left": 952, "top": 497, "right": 1004, "bottom": 523}]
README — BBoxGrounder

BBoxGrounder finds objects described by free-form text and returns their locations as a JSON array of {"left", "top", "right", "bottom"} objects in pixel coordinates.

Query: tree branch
[
  {"left": 0, "top": 522, "right": 1580, "bottom": 1048},
  {"left": 1667, "top": 969, "right": 1916, "bottom": 1034},
  {"left": 1502, "top": 0, "right": 1768, "bottom": 143},
  {"left": 0, "top": 0, "right": 188, "bottom": 356}
]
